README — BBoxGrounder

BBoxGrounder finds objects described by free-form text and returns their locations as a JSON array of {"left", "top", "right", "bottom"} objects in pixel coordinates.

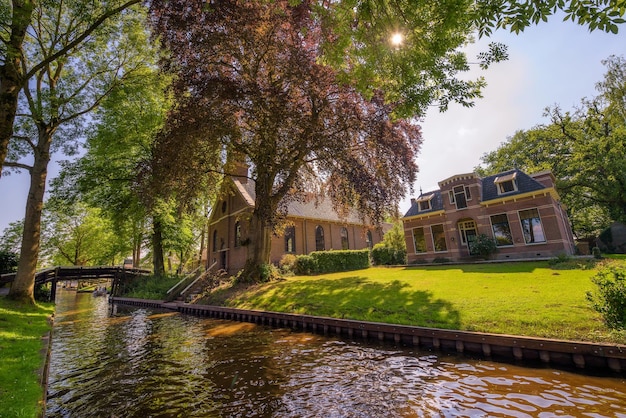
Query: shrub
[
  {"left": 258, "top": 263, "right": 280, "bottom": 282},
  {"left": 0, "top": 250, "right": 18, "bottom": 274},
  {"left": 294, "top": 255, "right": 317, "bottom": 275},
  {"left": 586, "top": 264, "right": 626, "bottom": 330},
  {"left": 469, "top": 234, "right": 497, "bottom": 259},
  {"left": 294, "top": 250, "right": 369, "bottom": 275},
  {"left": 279, "top": 254, "right": 297, "bottom": 274},
  {"left": 548, "top": 253, "right": 572, "bottom": 266},
  {"left": 311, "top": 250, "right": 370, "bottom": 273},
  {"left": 592, "top": 246, "right": 603, "bottom": 259},
  {"left": 371, "top": 243, "right": 406, "bottom": 265}
]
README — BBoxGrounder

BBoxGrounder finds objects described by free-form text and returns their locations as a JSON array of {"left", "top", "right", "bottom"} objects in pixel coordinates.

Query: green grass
[
  {"left": 122, "top": 274, "right": 183, "bottom": 299},
  {"left": 0, "top": 297, "right": 54, "bottom": 418},
  {"left": 201, "top": 260, "right": 626, "bottom": 344}
]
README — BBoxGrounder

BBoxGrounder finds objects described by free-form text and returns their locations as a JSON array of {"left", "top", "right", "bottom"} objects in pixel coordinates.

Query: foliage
[
  {"left": 309, "top": 250, "right": 371, "bottom": 274},
  {"left": 469, "top": 234, "right": 498, "bottom": 259},
  {"left": 477, "top": 56, "right": 626, "bottom": 237},
  {"left": 371, "top": 222, "right": 407, "bottom": 265},
  {"left": 279, "top": 254, "right": 298, "bottom": 275},
  {"left": 473, "top": 0, "right": 626, "bottom": 37},
  {"left": 0, "top": 249, "right": 18, "bottom": 274},
  {"left": 593, "top": 246, "right": 604, "bottom": 259},
  {"left": 4, "top": 2, "right": 157, "bottom": 303},
  {"left": 294, "top": 255, "right": 318, "bottom": 276},
  {"left": 39, "top": 202, "right": 123, "bottom": 266},
  {"left": 548, "top": 253, "right": 573, "bottom": 267},
  {"left": 121, "top": 274, "right": 182, "bottom": 300},
  {"left": 0, "top": 297, "right": 54, "bottom": 417},
  {"left": 587, "top": 264, "right": 626, "bottom": 330},
  {"left": 371, "top": 243, "right": 406, "bottom": 265},
  {"left": 150, "top": 0, "right": 422, "bottom": 281},
  {"left": 0, "top": 220, "right": 22, "bottom": 253}
]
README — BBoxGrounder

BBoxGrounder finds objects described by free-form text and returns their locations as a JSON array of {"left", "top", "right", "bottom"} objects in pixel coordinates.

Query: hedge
[{"left": 295, "top": 250, "right": 370, "bottom": 274}]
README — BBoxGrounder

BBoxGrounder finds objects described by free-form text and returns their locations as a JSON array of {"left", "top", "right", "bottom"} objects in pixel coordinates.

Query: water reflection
[{"left": 46, "top": 290, "right": 626, "bottom": 417}]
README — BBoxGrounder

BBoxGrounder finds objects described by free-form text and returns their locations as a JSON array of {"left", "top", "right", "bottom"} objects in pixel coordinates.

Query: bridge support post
[{"left": 50, "top": 280, "right": 57, "bottom": 303}]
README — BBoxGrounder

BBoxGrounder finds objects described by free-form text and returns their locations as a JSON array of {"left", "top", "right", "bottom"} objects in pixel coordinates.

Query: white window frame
[{"left": 458, "top": 220, "right": 476, "bottom": 246}]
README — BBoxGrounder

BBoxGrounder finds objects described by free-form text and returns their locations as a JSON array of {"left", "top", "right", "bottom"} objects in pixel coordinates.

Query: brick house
[
  {"left": 402, "top": 169, "right": 576, "bottom": 263},
  {"left": 207, "top": 166, "right": 385, "bottom": 275}
]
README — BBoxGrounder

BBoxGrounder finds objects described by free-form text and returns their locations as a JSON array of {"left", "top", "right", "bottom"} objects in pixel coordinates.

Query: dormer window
[
  {"left": 449, "top": 185, "right": 471, "bottom": 209},
  {"left": 416, "top": 194, "right": 433, "bottom": 212},
  {"left": 494, "top": 172, "right": 518, "bottom": 195}
]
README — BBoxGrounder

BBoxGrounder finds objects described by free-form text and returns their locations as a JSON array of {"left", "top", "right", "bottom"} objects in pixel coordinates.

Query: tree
[
  {"left": 4, "top": 2, "right": 153, "bottom": 304},
  {"left": 0, "top": 0, "right": 141, "bottom": 178},
  {"left": 151, "top": 0, "right": 423, "bottom": 281},
  {"left": 51, "top": 64, "right": 172, "bottom": 272},
  {"left": 477, "top": 55, "right": 626, "bottom": 238},
  {"left": 40, "top": 202, "right": 122, "bottom": 266},
  {"left": 0, "top": 249, "right": 18, "bottom": 274}
]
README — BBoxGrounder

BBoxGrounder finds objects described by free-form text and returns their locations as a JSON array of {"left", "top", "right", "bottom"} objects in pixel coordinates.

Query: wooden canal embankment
[{"left": 110, "top": 296, "right": 626, "bottom": 376}]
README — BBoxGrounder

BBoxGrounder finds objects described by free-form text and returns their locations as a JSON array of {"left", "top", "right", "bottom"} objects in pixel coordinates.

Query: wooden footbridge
[{"left": 0, "top": 266, "right": 151, "bottom": 301}]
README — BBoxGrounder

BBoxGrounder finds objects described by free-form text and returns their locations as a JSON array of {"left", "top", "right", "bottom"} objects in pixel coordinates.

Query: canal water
[{"left": 46, "top": 289, "right": 626, "bottom": 417}]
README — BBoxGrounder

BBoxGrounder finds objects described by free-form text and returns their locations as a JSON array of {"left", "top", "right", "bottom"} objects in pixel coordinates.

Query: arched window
[
  {"left": 284, "top": 226, "right": 296, "bottom": 253},
  {"left": 315, "top": 225, "right": 325, "bottom": 251},
  {"left": 340, "top": 227, "right": 349, "bottom": 250},
  {"left": 366, "top": 230, "right": 373, "bottom": 249},
  {"left": 234, "top": 221, "right": 241, "bottom": 247},
  {"left": 212, "top": 230, "right": 218, "bottom": 252}
]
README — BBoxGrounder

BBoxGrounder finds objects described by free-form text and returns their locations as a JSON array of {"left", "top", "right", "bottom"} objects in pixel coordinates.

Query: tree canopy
[
  {"left": 150, "top": 0, "right": 423, "bottom": 279},
  {"left": 477, "top": 55, "right": 626, "bottom": 238}
]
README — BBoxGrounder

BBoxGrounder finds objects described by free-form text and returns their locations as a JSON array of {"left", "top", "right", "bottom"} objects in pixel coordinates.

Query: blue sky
[{"left": 1, "top": 18, "right": 626, "bottom": 232}]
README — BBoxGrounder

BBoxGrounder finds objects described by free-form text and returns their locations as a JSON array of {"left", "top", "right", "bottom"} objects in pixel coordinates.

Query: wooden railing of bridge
[{"left": 0, "top": 266, "right": 151, "bottom": 301}]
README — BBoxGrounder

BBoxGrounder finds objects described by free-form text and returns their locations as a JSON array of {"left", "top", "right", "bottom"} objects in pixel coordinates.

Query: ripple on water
[{"left": 46, "top": 292, "right": 626, "bottom": 417}]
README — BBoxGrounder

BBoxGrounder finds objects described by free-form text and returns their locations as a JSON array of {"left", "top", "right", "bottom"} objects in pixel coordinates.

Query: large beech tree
[{"left": 150, "top": 1, "right": 422, "bottom": 280}]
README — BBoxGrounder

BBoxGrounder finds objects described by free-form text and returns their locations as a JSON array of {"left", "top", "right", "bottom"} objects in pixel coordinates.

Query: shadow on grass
[
  {"left": 403, "top": 260, "right": 552, "bottom": 273},
  {"left": 205, "top": 276, "right": 461, "bottom": 330}
]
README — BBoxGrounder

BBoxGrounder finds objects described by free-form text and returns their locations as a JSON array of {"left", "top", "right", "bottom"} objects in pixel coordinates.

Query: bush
[
  {"left": 548, "top": 253, "right": 572, "bottom": 266},
  {"left": 586, "top": 264, "right": 626, "bottom": 330},
  {"left": 0, "top": 250, "right": 18, "bottom": 274},
  {"left": 371, "top": 243, "right": 406, "bottom": 265},
  {"left": 258, "top": 263, "right": 280, "bottom": 282},
  {"left": 279, "top": 254, "right": 297, "bottom": 274},
  {"left": 294, "top": 250, "right": 370, "bottom": 275},
  {"left": 311, "top": 250, "right": 370, "bottom": 273},
  {"left": 294, "top": 255, "right": 317, "bottom": 275},
  {"left": 592, "top": 246, "right": 603, "bottom": 259},
  {"left": 469, "top": 234, "right": 498, "bottom": 259}
]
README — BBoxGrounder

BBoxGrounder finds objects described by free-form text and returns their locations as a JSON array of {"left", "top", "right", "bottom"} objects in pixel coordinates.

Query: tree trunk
[
  {"left": 241, "top": 210, "right": 273, "bottom": 282},
  {"left": 0, "top": 1, "right": 34, "bottom": 177},
  {"left": 7, "top": 135, "right": 50, "bottom": 304},
  {"left": 152, "top": 219, "right": 165, "bottom": 276}
]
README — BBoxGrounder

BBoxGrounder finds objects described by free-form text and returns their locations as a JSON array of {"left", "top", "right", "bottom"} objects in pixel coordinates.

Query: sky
[{"left": 1, "top": 17, "right": 626, "bottom": 233}]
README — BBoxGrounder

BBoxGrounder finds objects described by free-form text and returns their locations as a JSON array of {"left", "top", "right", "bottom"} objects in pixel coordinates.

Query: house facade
[
  {"left": 207, "top": 167, "right": 385, "bottom": 275},
  {"left": 402, "top": 169, "right": 576, "bottom": 263}
]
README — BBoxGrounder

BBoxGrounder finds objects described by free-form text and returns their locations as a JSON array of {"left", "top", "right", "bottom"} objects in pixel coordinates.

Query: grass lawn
[
  {"left": 201, "top": 259, "right": 626, "bottom": 344},
  {"left": 0, "top": 296, "right": 54, "bottom": 418}
]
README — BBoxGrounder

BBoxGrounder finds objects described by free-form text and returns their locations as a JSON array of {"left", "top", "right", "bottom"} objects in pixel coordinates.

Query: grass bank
[
  {"left": 0, "top": 297, "right": 54, "bottom": 418},
  {"left": 200, "top": 259, "right": 626, "bottom": 344}
]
